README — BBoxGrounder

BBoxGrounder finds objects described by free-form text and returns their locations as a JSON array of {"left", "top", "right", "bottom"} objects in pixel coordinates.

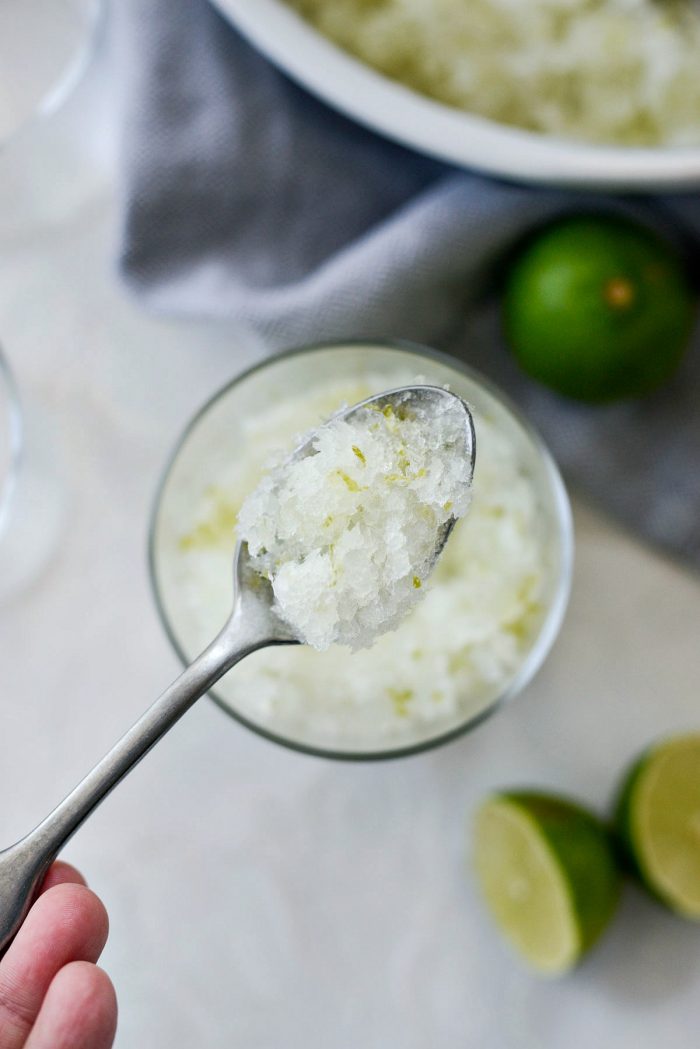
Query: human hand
[{"left": 0, "top": 862, "right": 116, "bottom": 1048}]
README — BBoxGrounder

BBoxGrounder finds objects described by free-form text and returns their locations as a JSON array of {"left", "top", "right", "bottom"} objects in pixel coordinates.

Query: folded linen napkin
[{"left": 115, "top": 0, "right": 700, "bottom": 565}]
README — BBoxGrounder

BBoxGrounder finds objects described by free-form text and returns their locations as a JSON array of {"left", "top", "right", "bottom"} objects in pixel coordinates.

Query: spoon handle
[{"left": 0, "top": 613, "right": 264, "bottom": 958}]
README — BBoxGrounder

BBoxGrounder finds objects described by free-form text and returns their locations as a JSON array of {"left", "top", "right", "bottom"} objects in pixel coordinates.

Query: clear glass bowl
[
  {"left": 0, "top": 0, "right": 101, "bottom": 146},
  {"left": 0, "top": 345, "right": 22, "bottom": 544},
  {"left": 149, "top": 341, "right": 573, "bottom": 760}
]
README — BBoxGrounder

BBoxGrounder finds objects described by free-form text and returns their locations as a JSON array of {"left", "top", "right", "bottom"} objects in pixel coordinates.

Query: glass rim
[
  {"left": 0, "top": 344, "right": 23, "bottom": 540},
  {"left": 0, "top": 0, "right": 104, "bottom": 149},
  {"left": 148, "top": 338, "right": 574, "bottom": 762}
]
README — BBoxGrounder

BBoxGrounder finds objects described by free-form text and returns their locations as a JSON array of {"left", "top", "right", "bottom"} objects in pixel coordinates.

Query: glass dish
[
  {"left": 149, "top": 341, "right": 573, "bottom": 760},
  {"left": 0, "top": 345, "right": 66, "bottom": 604},
  {"left": 0, "top": 0, "right": 101, "bottom": 146},
  {"left": 0, "top": 345, "right": 22, "bottom": 545}
]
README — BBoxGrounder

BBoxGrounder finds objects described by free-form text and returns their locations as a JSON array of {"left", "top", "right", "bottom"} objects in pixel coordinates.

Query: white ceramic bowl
[{"left": 214, "top": 0, "right": 700, "bottom": 193}]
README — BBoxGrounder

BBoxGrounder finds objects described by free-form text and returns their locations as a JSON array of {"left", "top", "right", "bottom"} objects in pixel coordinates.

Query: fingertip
[
  {"left": 28, "top": 882, "right": 110, "bottom": 963},
  {"left": 0, "top": 882, "right": 112, "bottom": 1042},
  {"left": 25, "top": 961, "right": 117, "bottom": 1049},
  {"left": 40, "top": 861, "right": 88, "bottom": 893}
]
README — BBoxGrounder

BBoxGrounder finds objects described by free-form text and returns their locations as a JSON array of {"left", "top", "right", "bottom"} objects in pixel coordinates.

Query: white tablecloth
[{"left": 0, "top": 39, "right": 698, "bottom": 1049}]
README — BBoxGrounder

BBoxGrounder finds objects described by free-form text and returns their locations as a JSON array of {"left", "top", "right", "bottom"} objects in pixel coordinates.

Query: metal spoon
[{"left": 0, "top": 385, "right": 474, "bottom": 956}]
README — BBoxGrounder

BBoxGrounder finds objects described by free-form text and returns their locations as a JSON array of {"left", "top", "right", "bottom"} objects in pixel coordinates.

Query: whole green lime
[{"left": 503, "top": 215, "right": 696, "bottom": 402}]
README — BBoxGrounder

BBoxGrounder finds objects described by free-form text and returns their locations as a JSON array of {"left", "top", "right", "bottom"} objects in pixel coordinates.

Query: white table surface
[{"left": 1, "top": 37, "right": 699, "bottom": 1049}]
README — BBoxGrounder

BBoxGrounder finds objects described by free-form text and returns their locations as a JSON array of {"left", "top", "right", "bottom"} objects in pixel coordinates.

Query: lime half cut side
[
  {"left": 615, "top": 733, "right": 700, "bottom": 919},
  {"left": 473, "top": 792, "right": 621, "bottom": 975}
]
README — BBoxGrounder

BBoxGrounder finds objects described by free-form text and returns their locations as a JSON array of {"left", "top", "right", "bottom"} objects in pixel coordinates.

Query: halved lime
[
  {"left": 473, "top": 792, "right": 621, "bottom": 975},
  {"left": 615, "top": 733, "right": 700, "bottom": 919}
]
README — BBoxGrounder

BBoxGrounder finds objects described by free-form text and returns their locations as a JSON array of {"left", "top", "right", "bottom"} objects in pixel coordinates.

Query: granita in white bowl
[{"left": 150, "top": 342, "right": 573, "bottom": 759}]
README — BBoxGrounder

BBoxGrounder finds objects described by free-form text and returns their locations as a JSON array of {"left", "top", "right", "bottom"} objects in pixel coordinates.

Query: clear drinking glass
[
  {"left": 0, "top": 3, "right": 98, "bottom": 597},
  {"left": 0, "top": 345, "right": 22, "bottom": 545},
  {"left": 0, "top": 345, "right": 65, "bottom": 603},
  {"left": 149, "top": 341, "right": 574, "bottom": 761},
  {"left": 0, "top": 0, "right": 100, "bottom": 146}
]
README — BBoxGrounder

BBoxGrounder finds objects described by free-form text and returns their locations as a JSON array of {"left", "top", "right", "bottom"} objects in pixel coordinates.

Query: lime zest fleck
[
  {"left": 179, "top": 498, "right": 239, "bottom": 551},
  {"left": 397, "top": 447, "right": 411, "bottom": 474},
  {"left": 388, "top": 686, "right": 413, "bottom": 717},
  {"left": 352, "top": 444, "right": 366, "bottom": 464},
  {"left": 335, "top": 469, "right": 363, "bottom": 492}
]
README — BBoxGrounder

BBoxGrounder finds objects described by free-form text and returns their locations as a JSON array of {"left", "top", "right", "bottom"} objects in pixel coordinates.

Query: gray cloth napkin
[{"left": 115, "top": 0, "right": 700, "bottom": 565}]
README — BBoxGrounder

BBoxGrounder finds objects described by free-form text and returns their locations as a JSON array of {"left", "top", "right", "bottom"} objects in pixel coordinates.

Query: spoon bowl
[{"left": 278, "top": 382, "right": 475, "bottom": 573}]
